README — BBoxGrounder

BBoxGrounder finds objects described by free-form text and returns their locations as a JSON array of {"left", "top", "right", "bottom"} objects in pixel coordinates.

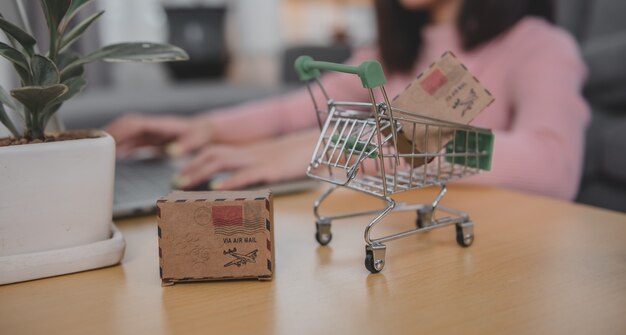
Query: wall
[{"left": 93, "top": 0, "right": 375, "bottom": 88}]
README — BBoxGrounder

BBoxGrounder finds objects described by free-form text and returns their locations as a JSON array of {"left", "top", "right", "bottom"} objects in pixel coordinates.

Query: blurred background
[
  {"left": 94, "top": 0, "right": 373, "bottom": 86},
  {"left": 0, "top": 0, "right": 625, "bottom": 212},
  {"left": 1, "top": 0, "right": 375, "bottom": 129}
]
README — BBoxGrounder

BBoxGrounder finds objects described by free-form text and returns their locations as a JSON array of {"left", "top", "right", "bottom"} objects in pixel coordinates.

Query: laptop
[
  {"left": 2, "top": 0, "right": 318, "bottom": 219},
  {"left": 113, "top": 155, "right": 318, "bottom": 218}
]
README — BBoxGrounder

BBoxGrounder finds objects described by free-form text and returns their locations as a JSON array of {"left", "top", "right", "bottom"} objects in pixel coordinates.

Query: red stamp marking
[
  {"left": 212, "top": 205, "right": 243, "bottom": 226},
  {"left": 420, "top": 69, "right": 448, "bottom": 95}
]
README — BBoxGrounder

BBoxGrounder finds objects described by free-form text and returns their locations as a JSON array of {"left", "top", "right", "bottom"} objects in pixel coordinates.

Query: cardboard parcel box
[
  {"left": 387, "top": 51, "right": 494, "bottom": 168},
  {"left": 157, "top": 190, "right": 275, "bottom": 286}
]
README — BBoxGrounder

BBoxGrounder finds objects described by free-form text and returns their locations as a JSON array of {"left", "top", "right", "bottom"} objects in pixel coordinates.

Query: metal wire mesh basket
[{"left": 295, "top": 55, "right": 494, "bottom": 273}]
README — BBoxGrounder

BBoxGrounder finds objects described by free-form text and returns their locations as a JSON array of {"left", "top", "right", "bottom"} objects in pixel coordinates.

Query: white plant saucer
[{"left": 0, "top": 223, "right": 126, "bottom": 285}]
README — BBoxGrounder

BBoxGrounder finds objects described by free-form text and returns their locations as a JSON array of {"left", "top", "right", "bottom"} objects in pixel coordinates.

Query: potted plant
[{"left": 0, "top": 0, "right": 188, "bottom": 285}]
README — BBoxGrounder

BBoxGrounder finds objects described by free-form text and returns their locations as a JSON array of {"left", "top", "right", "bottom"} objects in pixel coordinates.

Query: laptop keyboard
[
  {"left": 113, "top": 158, "right": 319, "bottom": 218},
  {"left": 114, "top": 159, "right": 178, "bottom": 206}
]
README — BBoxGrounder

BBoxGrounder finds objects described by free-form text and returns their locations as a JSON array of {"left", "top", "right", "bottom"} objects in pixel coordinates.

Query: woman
[{"left": 106, "top": 0, "right": 589, "bottom": 200}]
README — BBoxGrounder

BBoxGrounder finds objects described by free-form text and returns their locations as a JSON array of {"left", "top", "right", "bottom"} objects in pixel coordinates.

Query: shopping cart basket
[{"left": 295, "top": 55, "right": 495, "bottom": 273}]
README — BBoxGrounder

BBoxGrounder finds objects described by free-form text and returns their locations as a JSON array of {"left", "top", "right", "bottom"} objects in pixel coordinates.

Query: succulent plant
[{"left": 0, "top": 0, "right": 189, "bottom": 141}]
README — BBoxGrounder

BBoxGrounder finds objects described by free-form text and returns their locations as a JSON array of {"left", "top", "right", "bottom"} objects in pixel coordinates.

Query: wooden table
[{"left": 1, "top": 186, "right": 626, "bottom": 335}]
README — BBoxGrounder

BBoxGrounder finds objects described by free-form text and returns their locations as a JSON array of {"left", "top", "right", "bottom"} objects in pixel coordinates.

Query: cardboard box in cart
[
  {"left": 388, "top": 51, "right": 495, "bottom": 168},
  {"left": 157, "top": 190, "right": 275, "bottom": 286}
]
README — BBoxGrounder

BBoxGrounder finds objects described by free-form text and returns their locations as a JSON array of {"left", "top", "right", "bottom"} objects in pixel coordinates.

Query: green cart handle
[{"left": 294, "top": 55, "right": 387, "bottom": 89}]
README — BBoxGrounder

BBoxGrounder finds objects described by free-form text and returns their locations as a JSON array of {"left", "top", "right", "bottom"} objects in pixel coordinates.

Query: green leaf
[
  {"left": 0, "top": 41, "right": 31, "bottom": 84},
  {"left": 10, "top": 84, "right": 68, "bottom": 117},
  {"left": 31, "top": 55, "right": 60, "bottom": 86},
  {"left": 61, "top": 42, "right": 189, "bottom": 77},
  {"left": 52, "top": 76, "right": 85, "bottom": 106},
  {"left": 59, "top": 10, "right": 103, "bottom": 52},
  {"left": 57, "top": 51, "right": 84, "bottom": 82},
  {"left": 1, "top": 85, "right": 26, "bottom": 130},
  {"left": 86, "top": 42, "right": 189, "bottom": 62},
  {"left": 0, "top": 14, "right": 37, "bottom": 55},
  {"left": 42, "top": 103, "right": 61, "bottom": 128},
  {"left": 0, "top": 103, "right": 20, "bottom": 137},
  {"left": 57, "top": 50, "right": 80, "bottom": 68},
  {"left": 14, "top": 66, "right": 32, "bottom": 86},
  {"left": 0, "top": 41, "right": 29, "bottom": 71},
  {"left": 41, "top": 76, "right": 86, "bottom": 128},
  {"left": 61, "top": 76, "right": 86, "bottom": 99},
  {"left": 0, "top": 85, "right": 16, "bottom": 110},
  {"left": 40, "top": 0, "right": 72, "bottom": 33},
  {"left": 60, "top": 0, "right": 94, "bottom": 31},
  {"left": 41, "top": 0, "right": 71, "bottom": 61}
]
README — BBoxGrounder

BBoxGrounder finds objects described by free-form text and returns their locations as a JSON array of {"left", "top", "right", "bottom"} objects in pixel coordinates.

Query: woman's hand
[
  {"left": 105, "top": 114, "right": 214, "bottom": 157},
  {"left": 174, "top": 129, "right": 319, "bottom": 190}
]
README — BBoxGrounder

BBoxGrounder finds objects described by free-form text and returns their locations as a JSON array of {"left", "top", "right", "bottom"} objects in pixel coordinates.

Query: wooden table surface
[{"left": 1, "top": 186, "right": 626, "bottom": 335}]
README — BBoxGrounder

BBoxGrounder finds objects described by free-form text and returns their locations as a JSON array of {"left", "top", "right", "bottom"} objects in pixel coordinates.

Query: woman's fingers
[
  {"left": 215, "top": 168, "right": 270, "bottom": 190},
  {"left": 105, "top": 114, "right": 193, "bottom": 155},
  {"left": 173, "top": 148, "right": 218, "bottom": 188},
  {"left": 168, "top": 128, "right": 213, "bottom": 158},
  {"left": 115, "top": 138, "right": 146, "bottom": 158},
  {"left": 178, "top": 161, "right": 226, "bottom": 189},
  {"left": 180, "top": 147, "right": 219, "bottom": 176},
  {"left": 175, "top": 146, "right": 251, "bottom": 189},
  {"left": 173, "top": 129, "right": 318, "bottom": 191}
]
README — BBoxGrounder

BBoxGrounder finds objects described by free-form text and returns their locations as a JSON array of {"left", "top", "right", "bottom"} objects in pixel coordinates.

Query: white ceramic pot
[{"left": 0, "top": 130, "right": 115, "bottom": 256}]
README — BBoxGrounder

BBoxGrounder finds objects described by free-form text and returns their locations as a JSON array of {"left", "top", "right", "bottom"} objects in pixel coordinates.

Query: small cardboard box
[
  {"left": 386, "top": 51, "right": 495, "bottom": 168},
  {"left": 157, "top": 190, "right": 275, "bottom": 286}
]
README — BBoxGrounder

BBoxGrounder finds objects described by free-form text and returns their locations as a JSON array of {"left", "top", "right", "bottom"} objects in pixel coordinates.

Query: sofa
[{"left": 558, "top": 0, "right": 626, "bottom": 212}]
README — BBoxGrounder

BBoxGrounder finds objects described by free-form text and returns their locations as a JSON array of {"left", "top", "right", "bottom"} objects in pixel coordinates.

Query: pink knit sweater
[{"left": 209, "top": 17, "right": 590, "bottom": 200}]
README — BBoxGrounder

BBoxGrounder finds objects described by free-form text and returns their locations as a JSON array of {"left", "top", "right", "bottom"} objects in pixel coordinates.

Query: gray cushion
[
  {"left": 558, "top": 0, "right": 626, "bottom": 109},
  {"left": 585, "top": 109, "right": 626, "bottom": 182},
  {"left": 577, "top": 180, "right": 626, "bottom": 212},
  {"left": 556, "top": 0, "right": 590, "bottom": 39},
  {"left": 559, "top": 0, "right": 626, "bottom": 212},
  {"left": 603, "top": 117, "right": 626, "bottom": 181},
  {"left": 583, "top": 31, "right": 626, "bottom": 109},
  {"left": 581, "top": 0, "right": 626, "bottom": 40}
]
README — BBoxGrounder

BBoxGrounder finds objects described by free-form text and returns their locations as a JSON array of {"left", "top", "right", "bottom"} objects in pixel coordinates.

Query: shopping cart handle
[{"left": 294, "top": 55, "right": 387, "bottom": 89}]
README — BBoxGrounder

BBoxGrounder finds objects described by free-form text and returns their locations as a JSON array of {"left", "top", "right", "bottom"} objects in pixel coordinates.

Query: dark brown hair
[{"left": 375, "top": 0, "right": 555, "bottom": 73}]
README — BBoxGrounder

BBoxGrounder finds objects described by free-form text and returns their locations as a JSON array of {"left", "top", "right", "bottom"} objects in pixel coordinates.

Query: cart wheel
[
  {"left": 455, "top": 222, "right": 474, "bottom": 247},
  {"left": 315, "top": 219, "right": 332, "bottom": 246},
  {"left": 415, "top": 216, "right": 424, "bottom": 229},
  {"left": 416, "top": 206, "right": 433, "bottom": 229},
  {"left": 364, "top": 246, "right": 386, "bottom": 274},
  {"left": 315, "top": 231, "right": 332, "bottom": 246},
  {"left": 364, "top": 250, "right": 380, "bottom": 274}
]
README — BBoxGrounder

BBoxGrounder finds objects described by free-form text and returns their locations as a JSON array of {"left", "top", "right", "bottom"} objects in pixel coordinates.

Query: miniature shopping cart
[{"left": 295, "top": 56, "right": 495, "bottom": 273}]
